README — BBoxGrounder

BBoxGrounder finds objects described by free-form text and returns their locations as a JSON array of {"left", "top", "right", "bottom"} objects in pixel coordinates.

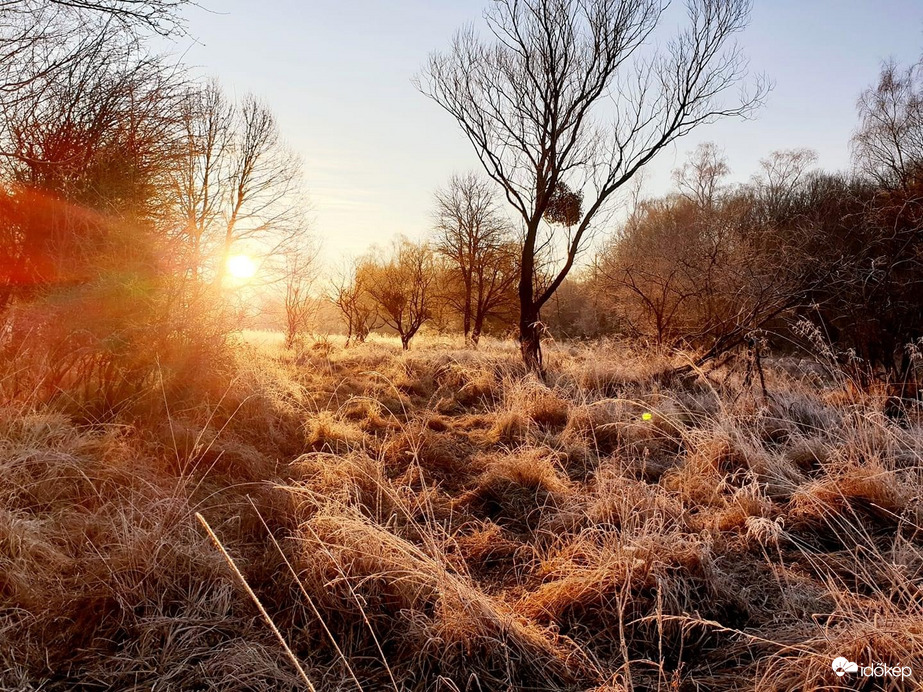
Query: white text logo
[{"left": 832, "top": 657, "right": 912, "bottom": 680}]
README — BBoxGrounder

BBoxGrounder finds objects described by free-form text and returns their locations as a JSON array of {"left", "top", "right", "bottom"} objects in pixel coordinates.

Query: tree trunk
[
  {"left": 471, "top": 316, "right": 483, "bottom": 347},
  {"left": 401, "top": 334, "right": 411, "bottom": 350},
  {"left": 520, "top": 303, "right": 543, "bottom": 373},
  {"left": 519, "top": 221, "right": 543, "bottom": 373},
  {"left": 213, "top": 235, "right": 234, "bottom": 289}
]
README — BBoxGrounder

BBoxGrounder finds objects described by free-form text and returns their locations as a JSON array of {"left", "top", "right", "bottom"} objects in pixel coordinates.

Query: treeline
[
  {"left": 332, "top": 56, "right": 923, "bottom": 385},
  {"left": 592, "top": 134, "right": 923, "bottom": 381},
  {"left": 0, "top": 1, "right": 314, "bottom": 411},
  {"left": 328, "top": 174, "right": 518, "bottom": 348}
]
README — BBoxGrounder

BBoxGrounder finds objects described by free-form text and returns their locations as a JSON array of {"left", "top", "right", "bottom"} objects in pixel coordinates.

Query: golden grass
[{"left": 1, "top": 334, "right": 922, "bottom": 690}]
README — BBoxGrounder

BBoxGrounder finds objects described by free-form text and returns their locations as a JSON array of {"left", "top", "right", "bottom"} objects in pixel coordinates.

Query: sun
[{"left": 226, "top": 253, "right": 257, "bottom": 281}]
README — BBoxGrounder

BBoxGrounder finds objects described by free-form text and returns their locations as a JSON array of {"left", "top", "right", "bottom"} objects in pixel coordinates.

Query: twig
[
  {"left": 246, "top": 496, "right": 363, "bottom": 691},
  {"left": 195, "top": 512, "right": 318, "bottom": 692}
]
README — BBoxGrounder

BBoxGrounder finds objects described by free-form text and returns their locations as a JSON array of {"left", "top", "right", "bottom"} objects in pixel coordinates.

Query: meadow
[
  {"left": 0, "top": 0, "right": 921, "bottom": 689},
  {"left": 2, "top": 334, "right": 920, "bottom": 691}
]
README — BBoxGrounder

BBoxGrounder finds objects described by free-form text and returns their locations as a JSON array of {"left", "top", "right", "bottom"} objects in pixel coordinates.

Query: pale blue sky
[{"left": 167, "top": 1, "right": 923, "bottom": 263}]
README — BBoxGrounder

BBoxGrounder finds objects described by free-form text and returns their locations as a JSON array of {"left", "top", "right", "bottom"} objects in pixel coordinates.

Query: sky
[{"left": 162, "top": 0, "right": 923, "bottom": 265}]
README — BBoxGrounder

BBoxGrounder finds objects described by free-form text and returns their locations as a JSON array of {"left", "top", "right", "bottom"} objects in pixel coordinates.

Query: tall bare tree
[
  {"left": 418, "top": 0, "right": 765, "bottom": 371},
  {"left": 172, "top": 81, "right": 232, "bottom": 280},
  {"left": 433, "top": 172, "right": 517, "bottom": 345},
  {"left": 853, "top": 56, "right": 923, "bottom": 191},
  {"left": 171, "top": 82, "right": 303, "bottom": 286}
]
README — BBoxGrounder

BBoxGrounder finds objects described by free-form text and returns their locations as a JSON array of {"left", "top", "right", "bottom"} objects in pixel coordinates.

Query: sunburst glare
[{"left": 226, "top": 253, "right": 257, "bottom": 281}]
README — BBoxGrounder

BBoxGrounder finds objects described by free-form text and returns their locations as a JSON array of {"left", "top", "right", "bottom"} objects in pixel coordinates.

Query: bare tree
[
  {"left": 0, "top": 29, "right": 198, "bottom": 407},
  {"left": 0, "top": 1, "right": 187, "bottom": 103},
  {"left": 418, "top": 0, "right": 765, "bottom": 371},
  {"left": 0, "top": 43, "right": 182, "bottom": 196},
  {"left": 0, "top": 39, "right": 183, "bottom": 309},
  {"left": 751, "top": 147, "right": 818, "bottom": 221},
  {"left": 365, "top": 238, "right": 435, "bottom": 350},
  {"left": 172, "top": 81, "right": 232, "bottom": 280},
  {"left": 433, "top": 172, "right": 517, "bottom": 345},
  {"left": 673, "top": 141, "right": 730, "bottom": 210},
  {"left": 13, "top": 1, "right": 186, "bottom": 33},
  {"left": 170, "top": 82, "right": 303, "bottom": 287},
  {"left": 853, "top": 57, "right": 923, "bottom": 191},
  {"left": 598, "top": 196, "right": 701, "bottom": 345}
]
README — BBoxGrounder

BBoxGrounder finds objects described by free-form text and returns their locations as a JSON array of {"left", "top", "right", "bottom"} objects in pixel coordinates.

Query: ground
[{"left": 1, "top": 335, "right": 921, "bottom": 690}]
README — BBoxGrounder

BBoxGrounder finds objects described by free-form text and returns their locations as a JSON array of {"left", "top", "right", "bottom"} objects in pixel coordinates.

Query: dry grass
[{"left": 1, "top": 335, "right": 922, "bottom": 690}]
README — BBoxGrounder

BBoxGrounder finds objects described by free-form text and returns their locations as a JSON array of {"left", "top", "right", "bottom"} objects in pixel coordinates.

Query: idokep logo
[
  {"left": 832, "top": 657, "right": 858, "bottom": 677},
  {"left": 832, "top": 657, "right": 912, "bottom": 680}
]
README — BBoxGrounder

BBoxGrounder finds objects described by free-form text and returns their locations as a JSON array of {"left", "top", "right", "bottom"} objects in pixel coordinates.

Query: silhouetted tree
[
  {"left": 419, "top": 0, "right": 766, "bottom": 371},
  {"left": 171, "top": 82, "right": 304, "bottom": 287},
  {"left": 11, "top": 1, "right": 186, "bottom": 33},
  {"left": 0, "top": 1, "right": 188, "bottom": 101}
]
